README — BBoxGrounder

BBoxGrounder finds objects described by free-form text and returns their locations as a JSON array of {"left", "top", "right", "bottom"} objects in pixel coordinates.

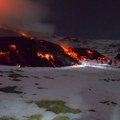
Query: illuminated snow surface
[
  {"left": 0, "top": 37, "right": 120, "bottom": 120},
  {"left": 0, "top": 62, "right": 120, "bottom": 120}
]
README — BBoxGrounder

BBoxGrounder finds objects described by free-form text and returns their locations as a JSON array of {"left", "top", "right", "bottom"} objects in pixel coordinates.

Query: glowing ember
[
  {"left": 80, "top": 56, "right": 87, "bottom": 61},
  {"left": 37, "top": 52, "right": 54, "bottom": 61},
  {"left": 0, "top": 52, "right": 10, "bottom": 63},
  {"left": 102, "top": 55, "right": 110, "bottom": 61},
  {"left": 0, "top": 52, "right": 9, "bottom": 56},
  {"left": 19, "top": 32, "right": 28, "bottom": 38},
  {"left": 87, "top": 50, "right": 93, "bottom": 54},
  {"left": 61, "top": 45, "right": 110, "bottom": 63},
  {"left": 71, "top": 62, "right": 79, "bottom": 66},
  {"left": 9, "top": 45, "right": 17, "bottom": 50},
  {"left": 37, "top": 52, "right": 55, "bottom": 66},
  {"left": 19, "top": 32, "right": 34, "bottom": 40},
  {"left": 61, "top": 45, "right": 78, "bottom": 59},
  {"left": 86, "top": 50, "right": 93, "bottom": 58}
]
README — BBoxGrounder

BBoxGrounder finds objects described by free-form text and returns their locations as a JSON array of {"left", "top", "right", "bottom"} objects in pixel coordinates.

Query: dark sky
[
  {"left": 46, "top": 0, "right": 120, "bottom": 39},
  {"left": 1, "top": 0, "right": 120, "bottom": 39}
]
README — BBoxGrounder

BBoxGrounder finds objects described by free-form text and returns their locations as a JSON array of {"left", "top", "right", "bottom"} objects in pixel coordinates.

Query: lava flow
[
  {"left": 61, "top": 45, "right": 109, "bottom": 63},
  {"left": 37, "top": 52, "right": 54, "bottom": 61},
  {"left": 37, "top": 52, "right": 56, "bottom": 66},
  {"left": 61, "top": 45, "right": 79, "bottom": 60},
  {"left": 0, "top": 27, "right": 110, "bottom": 67},
  {"left": 9, "top": 44, "right": 17, "bottom": 51},
  {"left": 0, "top": 36, "right": 80, "bottom": 67}
]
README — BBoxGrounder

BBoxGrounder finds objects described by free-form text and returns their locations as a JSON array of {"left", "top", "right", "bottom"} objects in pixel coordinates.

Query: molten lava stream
[
  {"left": 37, "top": 52, "right": 56, "bottom": 66},
  {"left": 61, "top": 46, "right": 79, "bottom": 60},
  {"left": 9, "top": 45, "right": 17, "bottom": 51}
]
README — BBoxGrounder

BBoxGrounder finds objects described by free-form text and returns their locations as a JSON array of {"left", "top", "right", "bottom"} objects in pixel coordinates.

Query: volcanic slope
[
  {"left": 0, "top": 27, "right": 109, "bottom": 67},
  {"left": 0, "top": 36, "right": 80, "bottom": 67}
]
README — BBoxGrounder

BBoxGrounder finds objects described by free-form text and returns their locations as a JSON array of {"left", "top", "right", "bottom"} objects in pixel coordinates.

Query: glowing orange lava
[
  {"left": 37, "top": 52, "right": 55, "bottom": 66},
  {"left": 61, "top": 45, "right": 110, "bottom": 62},
  {"left": 0, "top": 52, "right": 9, "bottom": 56},
  {"left": 61, "top": 45, "right": 78, "bottom": 59},
  {"left": 19, "top": 31, "right": 34, "bottom": 40},
  {"left": 0, "top": 51, "right": 10, "bottom": 63},
  {"left": 98, "top": 55, "right": 109, "bottom": 61},
  {"left": 80, "top": 56, "right": 87, "bottom": 61},
  {"left": 37, "top": 52, "right": 54, "bottom": 61},
  {"left": 19, "top": 32, "right": 28, "bottom": 38},
  {"left": 87, "top": 50, "right": 93, "bottom": 54},
  {"left": 9, "top": 45, "right": 17, "bottom": 51}
]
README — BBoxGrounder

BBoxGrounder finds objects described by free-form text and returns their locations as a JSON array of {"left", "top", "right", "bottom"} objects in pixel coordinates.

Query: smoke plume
[{"left": 0, "top": 0, "right": 55, "bottom": 33}]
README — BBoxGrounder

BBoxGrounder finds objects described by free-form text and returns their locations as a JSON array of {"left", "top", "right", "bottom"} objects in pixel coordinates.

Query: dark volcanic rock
[
  {"left": 0, "top": 27, "right": 109, "bottom": 67},
  {"left": 70, "top": 48, "right": 105, "bottom": 60},
  {"left": 0, "top": 36, "right": 79, "bottom": 67},
  {"left": 0, "top": 86, "right": 23, "bottom": 94},
  {"left": 115, "top": 54, "right": 120, "bottom": 61}
]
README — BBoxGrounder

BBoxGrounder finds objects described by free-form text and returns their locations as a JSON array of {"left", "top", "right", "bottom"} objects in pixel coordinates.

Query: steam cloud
[{"left": 0, "top": 0, "right": 55, "bottom": 33}]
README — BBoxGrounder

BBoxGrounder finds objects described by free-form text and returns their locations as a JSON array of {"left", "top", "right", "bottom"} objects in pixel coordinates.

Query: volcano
[{"left": 0, "top": 27, "right": 109, "bottom": 67}]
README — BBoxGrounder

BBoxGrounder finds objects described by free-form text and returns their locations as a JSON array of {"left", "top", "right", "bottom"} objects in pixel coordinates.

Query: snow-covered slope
[
  {"left": 60, "top": 38, "right": 120, "bottom": 59},
  {"left": 0, "top": 26, "right": 120, "bottom": 120},
  {"left": 0, "top": 65, "right": 120, "bottom": 120},
  {"left": 60, "top": 38, "right": 120, "bottom": 67}
]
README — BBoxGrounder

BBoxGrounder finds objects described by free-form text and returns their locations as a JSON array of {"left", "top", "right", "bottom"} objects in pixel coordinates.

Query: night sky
[
  {"left": 0, "top": 0, "right": 120, "bottom": 39},
  {"left": 47, "top": 0, "right": 120, "bottom": 39}
]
